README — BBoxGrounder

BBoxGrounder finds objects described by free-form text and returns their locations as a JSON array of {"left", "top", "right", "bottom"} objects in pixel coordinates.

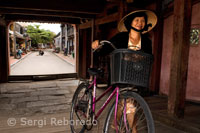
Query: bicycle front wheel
[
  {"left": 70, "top": 83, "right": 93, "bottom": 133},
  {"left": 104, "top": 91, "right": 155, "bottom": 133}
]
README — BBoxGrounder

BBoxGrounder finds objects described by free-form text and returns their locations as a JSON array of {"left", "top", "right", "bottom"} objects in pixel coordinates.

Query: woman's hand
[{"left": 91, "top": 40, "right": 99, "bottom": 50}]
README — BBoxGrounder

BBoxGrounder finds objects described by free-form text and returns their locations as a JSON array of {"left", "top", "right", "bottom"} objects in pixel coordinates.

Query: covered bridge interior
[{"left": 0, "top": 0, "right": 200, "bottom": 132}]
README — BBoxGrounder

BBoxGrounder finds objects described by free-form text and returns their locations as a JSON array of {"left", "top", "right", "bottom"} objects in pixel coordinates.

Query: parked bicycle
[{"left": 70, "top": 40, "right": 155, "bottom": 133}]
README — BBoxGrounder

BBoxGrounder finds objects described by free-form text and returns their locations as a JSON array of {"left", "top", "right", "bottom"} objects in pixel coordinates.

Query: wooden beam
[
  {"left": 192, "top": 0, "right": 200, "bottom": 5},
  {"left": 79, "top": 12, "right": 119, "bottom": 29},
  {"left": 168, "top": 0, "right": 192, "bottom": 118},
  {"left": 4, "top": 14, "right": 81, "bottom": 24},
  {"left": 79, "top": 21, "right": 92, "bottom": 29},
  {"left": 0, "top": 8, "right": 96, "bottom": 19},
  {"left": 163, "top": 0, "right": 199, "bottom": 19},
  {"left": 95, "top": 12, "right": 118, "bottom": 25},
  {"left": 8, "top": 73, "right": 77, "bottom": 81},
  {"left": 0, "top": 0, "right": 104, "bottom": 14}
]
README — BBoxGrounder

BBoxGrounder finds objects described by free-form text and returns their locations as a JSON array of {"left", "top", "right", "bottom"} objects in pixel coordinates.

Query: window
[{"left": 190, "top": 28, "right": 200, "bottom": 46}]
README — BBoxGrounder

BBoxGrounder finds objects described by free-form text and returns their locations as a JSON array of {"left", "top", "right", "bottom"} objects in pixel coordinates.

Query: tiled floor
[{"left": 0, "top": 79, "right": 198, "bottom": 132}]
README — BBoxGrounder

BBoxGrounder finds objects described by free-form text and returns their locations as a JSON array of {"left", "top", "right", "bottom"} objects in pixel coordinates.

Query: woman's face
[{"left": 131, "top": 17, "right": 146, "bottom": 31}]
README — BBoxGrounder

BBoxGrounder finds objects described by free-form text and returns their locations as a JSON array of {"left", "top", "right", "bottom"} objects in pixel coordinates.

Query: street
[{"left": 10, "top": 50, "right": 75, "bottom": 75}]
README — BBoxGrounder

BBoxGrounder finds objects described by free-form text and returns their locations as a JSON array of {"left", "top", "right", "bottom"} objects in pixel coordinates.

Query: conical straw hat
[{"left": 118, "top": 10, "right": 157, "bottom": 34}]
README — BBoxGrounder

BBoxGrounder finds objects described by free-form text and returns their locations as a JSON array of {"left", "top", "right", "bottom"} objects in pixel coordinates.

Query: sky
[{"left": 19, "top": 22, "right": 61, "bottom": 34}]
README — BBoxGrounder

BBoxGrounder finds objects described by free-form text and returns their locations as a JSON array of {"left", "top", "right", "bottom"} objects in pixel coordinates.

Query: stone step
[{"left": 0, "top": 79, "right": 79, "bottom": 115}]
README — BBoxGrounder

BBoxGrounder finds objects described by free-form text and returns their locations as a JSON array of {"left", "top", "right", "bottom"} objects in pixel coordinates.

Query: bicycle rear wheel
[
  {"left": 104, "top": 91, "right": 155, "bottom": 133},
  {"left": 70, "top": 83, "right": 93, "bottom": 133}
]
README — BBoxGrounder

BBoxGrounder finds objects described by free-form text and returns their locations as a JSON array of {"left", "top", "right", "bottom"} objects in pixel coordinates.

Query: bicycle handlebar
[{"left": 92, "top": 40, "right": 117, "bottom": 52}]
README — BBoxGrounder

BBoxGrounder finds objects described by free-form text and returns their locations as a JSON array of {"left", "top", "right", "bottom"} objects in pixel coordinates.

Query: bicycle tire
[
  {"left": 70, "top": 83, "right": 93, "bottom": 133},
  {"left": 103, "top": 90, "right": 155, "bottom": 133}
]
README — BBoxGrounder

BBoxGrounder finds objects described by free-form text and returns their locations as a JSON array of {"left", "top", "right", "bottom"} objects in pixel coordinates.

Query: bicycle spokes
[
  {"left": 108, "top": 96, "right": 150, "bottom": 133},
  {"left": 76, "top": 100, "right": 88, "bottom": 113},
  {"left": 70, "top": 83, "right": 94, "bottom": 133}
]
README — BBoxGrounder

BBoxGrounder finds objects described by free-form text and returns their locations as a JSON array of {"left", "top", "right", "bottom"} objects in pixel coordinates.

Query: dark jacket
[
  {"left": 95, "top": 32, "right": 152, "bottom": 56},
  {"left": 94, "top": 32, "right": 153, "bottom": 87}
]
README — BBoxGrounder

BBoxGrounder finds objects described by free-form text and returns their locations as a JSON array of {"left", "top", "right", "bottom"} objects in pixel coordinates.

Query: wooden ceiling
[
  {"left": 0, "top": 0, "right": 107, "bottom": 24},
  {"left": 0, "top": 0, "right": 155, "bottom": 24}
]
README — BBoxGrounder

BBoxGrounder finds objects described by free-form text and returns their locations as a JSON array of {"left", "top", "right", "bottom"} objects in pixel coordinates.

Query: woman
[
  {"left": 93, "top": 10, "right": 157, "bottom": 130},
  {"left": 92, "top": 10, "right": 157, "bottom": 55},
  {"left": 92, "top": 10, "right": 157, "bottom": 86},
  {"left": 92, "top": 9, "right": 157, "bottom": 87}
]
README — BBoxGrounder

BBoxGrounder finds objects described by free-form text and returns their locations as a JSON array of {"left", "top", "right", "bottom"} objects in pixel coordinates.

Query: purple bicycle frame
[
  {"left": 87, "top": 76, "right": 121, "bottom": 132},
  {"left": 88, "top": 76, "right": 119, "bottom": 120},
  {"left": 87, "top": 75, "right": 130, "bottom": 133}
]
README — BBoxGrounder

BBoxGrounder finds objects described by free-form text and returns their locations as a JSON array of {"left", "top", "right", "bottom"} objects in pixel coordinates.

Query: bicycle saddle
[{"left": 88, "top": 68, "right": 104, "bottom": 76}]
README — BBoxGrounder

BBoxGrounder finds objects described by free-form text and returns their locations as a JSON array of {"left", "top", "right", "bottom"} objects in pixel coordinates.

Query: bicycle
[{"left": 70, "top": 40, "right": 155, "bottom": 133}]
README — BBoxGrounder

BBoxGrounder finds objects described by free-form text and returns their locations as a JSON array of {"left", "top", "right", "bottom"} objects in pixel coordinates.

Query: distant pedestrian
[{"left": 39, "top": 49, "right": 44, "bottom": 56}]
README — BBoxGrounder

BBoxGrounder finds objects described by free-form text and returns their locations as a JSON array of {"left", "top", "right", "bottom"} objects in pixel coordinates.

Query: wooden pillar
[
  {"left": 150, "top": 0, "right": 164, "bottom": 93},
  {"left": 0, "top": 18, "right": 9, "bottom": 83},
  {"left": 82, "top": 30, "right": 87, "bottom": 78},
  {"left": 168, "top": 0, "right": 192, "bottom": 118},
  {"left": 118, "top": 0, "right": 127, "bottom": 23},
  {"left": 13, "top": 22, "right": 17, "bottom": 57},
  {"left": 75, "top": 24, "right": 80, "bottom": 75},
  {"left": 90, "top": 19, "right": 95, "bottom": 68}
]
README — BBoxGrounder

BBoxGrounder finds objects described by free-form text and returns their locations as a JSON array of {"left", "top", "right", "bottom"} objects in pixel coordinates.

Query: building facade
[{"left": 9, "top": 22, "right": 31, "bottom": 57}]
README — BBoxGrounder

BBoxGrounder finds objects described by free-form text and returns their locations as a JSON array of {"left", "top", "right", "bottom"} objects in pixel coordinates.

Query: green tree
[{"left": 27, "top": 25, "right": 56, "bottom": 48}]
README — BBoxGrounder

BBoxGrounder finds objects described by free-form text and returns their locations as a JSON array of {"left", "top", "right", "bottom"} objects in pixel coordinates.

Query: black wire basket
[{"left": 110, "top": 49, "right": 153, "bottom": 88}]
